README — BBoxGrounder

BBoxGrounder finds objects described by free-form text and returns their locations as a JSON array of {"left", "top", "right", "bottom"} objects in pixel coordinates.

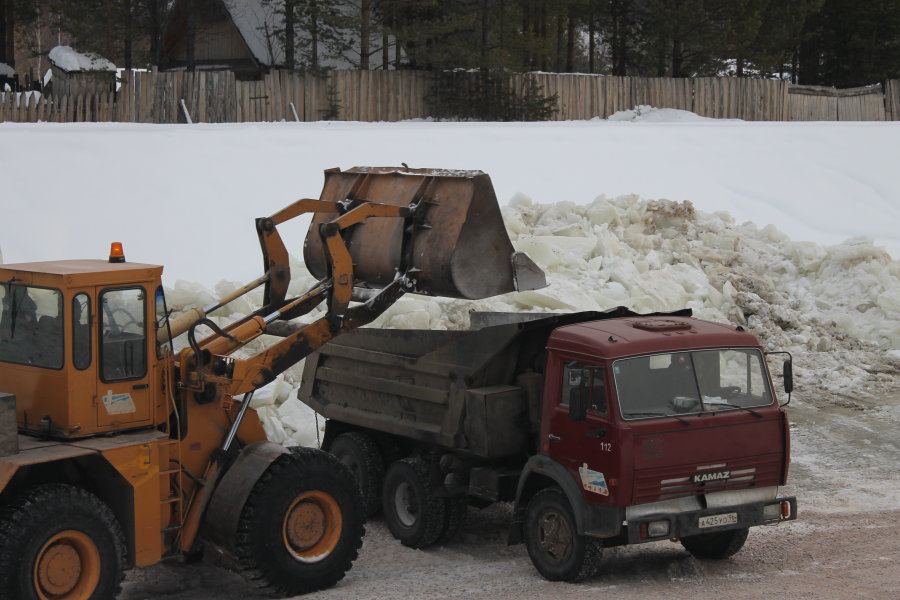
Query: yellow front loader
[{"left": 0, "top": 167, "right": 545, "bottom": 599}]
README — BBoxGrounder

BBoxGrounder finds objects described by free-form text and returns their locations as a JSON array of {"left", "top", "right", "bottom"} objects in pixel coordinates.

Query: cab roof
[
  {"left": 546, "top": 315, "right": 761, "bottom": 360},
  {"left": 0, "top": 260, "right": 163, "bottom": 288}
]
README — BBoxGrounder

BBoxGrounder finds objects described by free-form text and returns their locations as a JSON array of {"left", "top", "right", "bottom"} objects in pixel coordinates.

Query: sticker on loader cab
[
  {"left": 578, "top": 463, "right": 609, "bottom": 496},
  {"left": 102, "top": 390, "right": 137, "bottom": 415}
]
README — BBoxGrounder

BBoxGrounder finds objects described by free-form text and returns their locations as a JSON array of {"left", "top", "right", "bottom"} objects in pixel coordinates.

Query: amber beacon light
[{"left": 108, "top": 242, "right": 125, "bottom": 263}]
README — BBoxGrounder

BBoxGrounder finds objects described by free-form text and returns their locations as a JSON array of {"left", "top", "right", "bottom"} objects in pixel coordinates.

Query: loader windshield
[
  {"left": 613, "top": 348, "right": 773, "bottom": 420},
  {"left": 0, "top": 283, "right": 64, "bottom": 369}
]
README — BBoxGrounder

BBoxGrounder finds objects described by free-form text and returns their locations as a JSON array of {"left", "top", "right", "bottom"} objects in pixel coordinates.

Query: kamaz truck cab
[{"left": 519, "top": 314, "right": 796, "bottom": 578}]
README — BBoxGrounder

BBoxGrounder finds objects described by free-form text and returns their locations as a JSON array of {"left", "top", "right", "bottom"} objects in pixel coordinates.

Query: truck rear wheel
[
  {"left": 234, "top": 447, "right": 364, "bottom": 596},
  {"left": 0, "top": 484, "right": 126, "bottom": 600},
  {"left": 524, "top": 487, "right": 602, "bottom": 582},
  {"left": 330, "top": 432, "right": 385, "bottom": 517},
  {"left": 382, "top": 457, "right": 446, "bottom": 549},
  {"left": 680, "top": 527, "right": 749, "bottom": 559}
]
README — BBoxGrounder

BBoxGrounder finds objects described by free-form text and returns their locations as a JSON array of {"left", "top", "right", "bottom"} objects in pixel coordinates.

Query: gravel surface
[{"left": 121, "top": 383, "right": 900, "bottom": 600}]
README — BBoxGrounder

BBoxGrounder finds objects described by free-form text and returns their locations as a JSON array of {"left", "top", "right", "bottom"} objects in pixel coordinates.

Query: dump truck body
[{"left": 302, "top": 309, "right": 797, "bottom": 580}]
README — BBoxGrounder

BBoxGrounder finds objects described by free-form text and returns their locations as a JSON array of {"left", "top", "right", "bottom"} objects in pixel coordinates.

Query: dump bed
[{"left": 298, "top": 309, "right": 680, "bottom": 458}]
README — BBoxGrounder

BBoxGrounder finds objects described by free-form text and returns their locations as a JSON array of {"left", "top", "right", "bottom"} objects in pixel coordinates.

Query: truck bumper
[{"left": 626, "top": 496, "right": 798, "bottom": 544}]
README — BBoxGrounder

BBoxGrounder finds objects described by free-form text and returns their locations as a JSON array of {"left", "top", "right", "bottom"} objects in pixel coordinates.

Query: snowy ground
[{"left": 3, "top": 110, "right": 900, "bottom": 598}]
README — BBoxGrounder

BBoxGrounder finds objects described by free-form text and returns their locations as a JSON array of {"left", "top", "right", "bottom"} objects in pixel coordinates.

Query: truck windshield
[
  {"left": 613, "top": 348, "right": 773, "bottom": 420},
  {"left": 0, "top": 283, "right": 64, "bottom": 369}
]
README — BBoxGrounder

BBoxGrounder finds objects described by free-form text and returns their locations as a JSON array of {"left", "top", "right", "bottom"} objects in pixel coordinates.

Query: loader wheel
[
  {"left": 235, "top": 447, "right": 364, "bottom": 597},
  {"left": 680, "top": 527, "right": 749, "bottom": 560},
  {"left": 0, "top": 484, "right": 125, "bottom": 600},
  {"left": 524, "top": 487, "right": 602, "bottom": 582},
  {"left": 330, "top": 432, "right": 385, "bottom": 517},
  {"left": 382, "top": 457, "right": 446, "bottom": 549}
]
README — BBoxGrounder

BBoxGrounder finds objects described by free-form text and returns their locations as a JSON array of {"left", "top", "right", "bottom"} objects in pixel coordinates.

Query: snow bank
[
  {"left": 159, "top": 194, "right": 899, "bottom": 446},
  {"left": 48, "top": 46, "right": 116, "bottom": 73},
  {"left": 0, "top": 62, "right": 14, "bottom": 78},
  {"left": 606, "top": 105, "right": 720, "bottom": 122}
]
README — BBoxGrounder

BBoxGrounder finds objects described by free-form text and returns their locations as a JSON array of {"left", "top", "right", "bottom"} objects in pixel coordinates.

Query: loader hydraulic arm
[{"left": 175, "top": 198, "right": 418, "bottom": 397}]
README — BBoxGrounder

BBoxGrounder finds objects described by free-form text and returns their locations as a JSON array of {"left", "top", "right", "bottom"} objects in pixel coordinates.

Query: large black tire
[
  {"left": 524, "top": 487, "right": 603, "bottom": 582},
  {"left": 0, "top": 484, "right": 126, "bottom": 600},
  {"left": 437, "top": 497, "right": 468, "bottom": 544},
  {"left": 329, "top": 432, "right": 385, "bottom": 518},
  {"left": 234, "top": 447, "right": 365, "bottom": 597},
  {"left": 680, "top": 527, "right": 749, "bottom": 559},
  {"left": 381, "top": 457, "right": 446, "bottom": 549}
]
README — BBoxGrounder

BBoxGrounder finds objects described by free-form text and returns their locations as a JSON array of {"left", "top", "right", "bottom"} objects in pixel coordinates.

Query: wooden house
[{"left": 161, "top": 0, "right": 285, "bottom": 80}]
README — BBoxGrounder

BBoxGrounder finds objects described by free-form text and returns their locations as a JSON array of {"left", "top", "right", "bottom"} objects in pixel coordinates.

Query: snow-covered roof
[
  {"left": 48, "top": 46, "right": 117, "bottom": 73},
  {"left": 220, "top": 0, "right": 360, "bottom": 69},
  {"left": 223, "top": 0, "right": 284, "bottom": 66},
  {"left": 0, "top": 62, "right": 15, "bottom": 78}
]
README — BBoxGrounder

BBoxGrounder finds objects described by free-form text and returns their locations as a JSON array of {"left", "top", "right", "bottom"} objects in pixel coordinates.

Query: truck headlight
[
  {"left": 647, "top": 520, "right": 670, "bottom": 537},
  {"left": 763, "top": 502, "right": 783, "bottom": 521}
]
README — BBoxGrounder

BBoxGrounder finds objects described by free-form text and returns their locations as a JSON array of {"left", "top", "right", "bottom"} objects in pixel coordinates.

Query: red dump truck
[{"left": 299, "top": 308, "right": 797, "bottom": 581}]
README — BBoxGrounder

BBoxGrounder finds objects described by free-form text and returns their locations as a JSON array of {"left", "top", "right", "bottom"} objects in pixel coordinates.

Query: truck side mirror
[
  {"left": 783, "top": 360, "right": 793, "bottom": 394},
  {"left": 569, "top": 387, "right": 587, "bottom": 422}
]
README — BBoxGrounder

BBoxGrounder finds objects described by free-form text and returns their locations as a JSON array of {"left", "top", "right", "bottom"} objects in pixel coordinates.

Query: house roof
[
  {"left": 48, "top": 46, "right": 117, "bottom": 73},
  {"left": 223, "top": 0, "right": 284, "bottom": 67}
]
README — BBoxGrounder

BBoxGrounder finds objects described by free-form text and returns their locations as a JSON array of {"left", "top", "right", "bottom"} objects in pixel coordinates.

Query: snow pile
[
  {"left": 161, "top": 194, "right": 898, "bottom": 445},
  {"left": 0, "top": 62, "right": 14, "bottom": 78},
  {"left": 606, "top": 105, "right": 718, "bottom": 122},
  {"left": 48, "top": 46, "right": 116, "bottom": 73}
]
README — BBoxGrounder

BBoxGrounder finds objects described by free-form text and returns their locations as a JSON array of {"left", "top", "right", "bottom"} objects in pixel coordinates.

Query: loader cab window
[
  {"left": 561, "top": 361, "right": 607, "bottom": 415},
  {"left": 100, "top": 287, "right": 147, "bottom": 382},
  {"left": 72, "top": 293, "right": 91, "bottom": 370},
  {"left": 0, "top": 283, "right": 64, "bottom": 369}
]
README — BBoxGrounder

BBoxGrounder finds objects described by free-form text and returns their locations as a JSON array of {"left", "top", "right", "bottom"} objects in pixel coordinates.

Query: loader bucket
[{"left": 303, "top": 167, "right": 546, "bottom": 300}]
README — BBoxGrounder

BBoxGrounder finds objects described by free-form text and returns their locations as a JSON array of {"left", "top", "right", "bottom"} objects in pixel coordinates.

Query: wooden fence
[
  {"left": 2, "top": 69, "right": 899, "bottom": 124},
  {"left": 789, "top": 84, "right": 886, "bottom": 121}
]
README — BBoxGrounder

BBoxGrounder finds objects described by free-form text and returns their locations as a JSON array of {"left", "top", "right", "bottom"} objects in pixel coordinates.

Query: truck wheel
[
  {"left": 330, "top": 432, "right": 385, "bottom": 517},
  {"left": 382, "top": 457, "right": 446, "bottom": 549},
  {"left": 680, "top": 527, "right": 749, "bottom": 559},
  {"left": 524, "top": 487, "right": 603, "bottom": 582},
  {"left": 437, "top": 497, "right": 468, "bottom": 544},
  {"left": 235, "top": 447, "right": 364, "bottom": 596},
  {"left": 0, "top": 484, "right": 126, "bottom": 600}
]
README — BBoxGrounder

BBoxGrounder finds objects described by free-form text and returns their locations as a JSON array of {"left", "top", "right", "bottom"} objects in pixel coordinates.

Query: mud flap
[{"left": 202, "top": 441, "right": 288, "bottom": 565}]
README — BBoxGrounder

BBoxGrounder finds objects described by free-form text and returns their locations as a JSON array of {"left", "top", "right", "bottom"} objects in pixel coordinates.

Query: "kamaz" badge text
[{"left": 693, "top": 470, "right": 730, "bottom": 484}]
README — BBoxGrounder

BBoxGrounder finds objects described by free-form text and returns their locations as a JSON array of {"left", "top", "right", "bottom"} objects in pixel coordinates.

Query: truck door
[
  {"left": 96, "top": 286, "right": 152, "bottom": 428},
  {"left": 544, "top": 356, "right": 618, "bottom": 504}
]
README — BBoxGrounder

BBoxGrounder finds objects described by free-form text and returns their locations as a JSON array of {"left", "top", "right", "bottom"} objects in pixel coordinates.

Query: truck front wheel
[
  {"left": 680, "top": 527, "right": 749, "bottom": 559},
  {"left": 524, "top": 487, "right": 602, "bottom": 582},
  {"left": 382, "top": 457, "right": 446, "bottom": 549},
  {"left": 234, "top": 447, "right": 365, "bottom": 596},
  {"left": 0, "top": 484, "right": 126, "bottom": 600}
]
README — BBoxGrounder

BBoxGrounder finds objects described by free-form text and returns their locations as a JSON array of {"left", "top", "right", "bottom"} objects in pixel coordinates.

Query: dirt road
[{"left": 121, "top": 384, "right": 900, "bottom": 600}]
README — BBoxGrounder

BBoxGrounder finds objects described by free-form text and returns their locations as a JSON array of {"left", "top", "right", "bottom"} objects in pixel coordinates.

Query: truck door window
[
  {"left": 561, "top": 361, "right": 607, "bottom": 415},
  {"left": 100, "top": 287, "right": 147, "bottom": 381},
  {"left": 0, "top": 283, "right": 63, "bottom": 369},
  {"left": 72, "top": 293, "right": 91, "bottom": 370}
]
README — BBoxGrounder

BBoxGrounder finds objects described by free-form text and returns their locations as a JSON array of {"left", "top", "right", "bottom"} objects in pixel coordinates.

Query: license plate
[{"left": 698, "top": 512, "right": 738, "bottom": 529}]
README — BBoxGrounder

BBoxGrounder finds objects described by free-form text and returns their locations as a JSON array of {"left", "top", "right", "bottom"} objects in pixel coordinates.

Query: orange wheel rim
[
  {"left": 33, "top": 530, "right": 101, "bottom": 600},
  {"left": 282, "top": 490, "right": 343, "bottom": 563}
]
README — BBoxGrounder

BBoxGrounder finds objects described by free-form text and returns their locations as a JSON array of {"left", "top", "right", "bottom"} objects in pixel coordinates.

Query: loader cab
[{"left": 0, "top": 259, "right": 164, "bottom": 439}]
